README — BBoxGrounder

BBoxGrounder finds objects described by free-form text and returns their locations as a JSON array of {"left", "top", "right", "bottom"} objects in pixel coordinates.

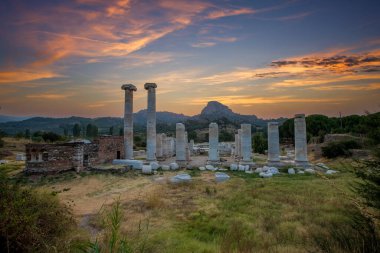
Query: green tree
[
  {"left": 24, "top": 129, "right": 31, "bottom": 139},
  {"left": 86, "top": 124, "right": 98, "bottom": 138},
  {"left": 253, "top": 133, "right": 267, "bottom": 154},
  {"left": 14, "top": 132, "right": 24, "bottom": 139},
  {"left": 109, "top": 126, "right": 114, "bottom": 136},
  {"left": 119, "top": 128, "right": 123, "bottom": 136},
  {"left": 188, "top": 131, "right": 197, "bottom": 141},
  {"left": 220, "top": 130, "right": 233, "bottom": 142},
  {"left": 73, "top": 124, "right": 81, "bottom": 137},
  {"left": 41, "top": 132, "right": 62, "bottom": 142}
]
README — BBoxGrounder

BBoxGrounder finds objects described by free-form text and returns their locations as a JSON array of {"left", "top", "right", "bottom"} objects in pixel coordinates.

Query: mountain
[
  {"left": 0, "top": 115, "right": 31, "bottom": 123},
  {"left": 193, "top": 101, "right": 260, "bottom": 124},
  {"left": 0, "top": 101, "right": 286, "bottom": 135}
]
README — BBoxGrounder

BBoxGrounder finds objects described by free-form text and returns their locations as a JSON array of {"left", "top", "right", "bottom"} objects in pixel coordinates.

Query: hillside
[{"left": 0, "top": 101, "right": 286, "bottom": 135}]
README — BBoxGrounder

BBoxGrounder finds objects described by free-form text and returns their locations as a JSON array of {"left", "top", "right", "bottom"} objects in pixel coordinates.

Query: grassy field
[{"left": 1, "top": 138, "right": 378, "bottom": 252}]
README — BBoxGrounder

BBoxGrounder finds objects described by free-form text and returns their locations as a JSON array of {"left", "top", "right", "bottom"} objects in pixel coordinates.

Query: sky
[{"left": 0, "top": 0, "right": 379, "bottom": 119}]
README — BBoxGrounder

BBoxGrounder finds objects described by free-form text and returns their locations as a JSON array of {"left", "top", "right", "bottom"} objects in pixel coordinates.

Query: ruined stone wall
[
  {"left": 92, "top": 136, "right": 124, "bottom": 164},
  {"left": 25, "top": 143, "right": 82, "bottom": 174}
]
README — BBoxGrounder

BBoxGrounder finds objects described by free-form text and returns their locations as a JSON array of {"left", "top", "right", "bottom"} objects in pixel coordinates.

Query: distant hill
[
  {"left": 0, "top": 115, "right": 31, "bottom": 123},
  {"left": 0, "top": 101, "right": 286, "bottom": 135}
]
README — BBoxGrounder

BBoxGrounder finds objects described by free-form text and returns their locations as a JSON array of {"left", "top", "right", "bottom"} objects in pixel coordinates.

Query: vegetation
[
  {"left": 321, "top": 140, "right": 362, "bottom": 158},
  {"left": 252, "top": 133, "right": 267, "bottom": 154},
  {"left": 86, "top": 124, "right": 99, "bottom": 138},
  {"left": 73, "top": 123, "right": 82, "bottom": 137},
  {"left": 279, "top": 112, "right": 380, "bottom": 144},
  {"left": 0, "top": 166, "right": 77, "bottom": 253}
]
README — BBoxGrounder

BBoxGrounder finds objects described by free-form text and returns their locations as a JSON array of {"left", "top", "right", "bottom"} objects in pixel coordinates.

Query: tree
[
  {"left": 119, "top": 128, "right": 123, "bottom": 136},
  {"left": 86, "top": 124, "right": 98, "bottom": 138},
  {"left": 42, "top": 132, "right": 61, "bottom": 142},
  {"left": 109, "top": 126, "right": 114, "bottom": 136},
  {"left": 73, "top": 124, "right": 81, "bottom": 137},
  {"left": 220, "top": 130, "right": 233, "bottom": 142},
  {"left": 253, "top": 133, "right": 267, "bottom": 154},
  {"left": 24, "top": 129, "right": 31, "bottom": 139},
  {"left": 188, "top": 131, "right": 197, "bottom": 141}
]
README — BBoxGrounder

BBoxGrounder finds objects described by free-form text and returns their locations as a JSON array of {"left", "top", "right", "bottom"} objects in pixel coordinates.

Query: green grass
[{"left": 99, "top": 161, "right": 378, "bottom": 253}]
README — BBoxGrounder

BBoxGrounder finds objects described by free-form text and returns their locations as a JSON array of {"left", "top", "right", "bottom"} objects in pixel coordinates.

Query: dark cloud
[{"left": 270, "top": 53, "right": 380, "bottom": 73}]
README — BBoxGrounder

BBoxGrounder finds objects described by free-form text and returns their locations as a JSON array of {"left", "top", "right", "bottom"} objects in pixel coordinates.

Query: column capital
[
  {"left": 121, "top": 84, "right": 137, "bottom": 91},
  {"left": 144, "top": 83, "right": 157, "bottom": 90}
]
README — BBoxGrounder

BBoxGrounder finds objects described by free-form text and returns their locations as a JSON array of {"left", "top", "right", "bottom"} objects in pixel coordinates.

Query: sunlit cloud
[
  {"left": 191, "top": 42, "right": 216, "bottom": 48},
  {"left": 0, "top": 70, "right": 61, "bottom": 83},
  {"left": 26, "top": 93, "right": 72, "bottom": 100},
  {"left": 207, "top": 8, "right": 256, "bottom": 19}
]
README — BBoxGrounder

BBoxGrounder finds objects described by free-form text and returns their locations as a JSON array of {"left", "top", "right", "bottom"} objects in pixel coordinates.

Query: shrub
[
  {"left": 0, "top": 169, "right": 76, "bottom": 252},
  {"left": 253, "top": 133, "right": 267, "bottom": 154},
  {"left": 321, "top": 140, "right": 361, "bottom": 158}
]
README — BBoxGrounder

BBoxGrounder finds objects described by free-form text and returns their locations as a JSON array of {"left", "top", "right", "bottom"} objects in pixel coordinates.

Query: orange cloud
[
  {"left": 0, "top": 70, "right": 60, "bottom": 83},
  {"left": 26, "top": 93, "right": 71, "bottom": 99},
  {"left": 207, "top": 8, "right": 255, "bottom": 19}
]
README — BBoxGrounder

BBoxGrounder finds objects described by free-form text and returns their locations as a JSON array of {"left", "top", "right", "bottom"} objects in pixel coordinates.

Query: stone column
[
  {"left": 121, "top": 84, "right": 137, "bottom": 160},
  {"left": 144, "top": 83, "right": 157, "bottom": 161},
  {"left": 156, "top": 133, "right": 163, "bottom": 160},
  {"left": 208, "top": 122, "right": 219, "bottom": 162},
  {"left": 189, "top": 139, "right": 194, "bottom": 154},
  {"left": 267, "top": 122, "right": 280, "bottom": 165},
  {"left": 238, "top": 129, "right": 243, "bottom": 160},
  {"left": 234, "top": 133, "right": 239, "bottom": 159},
  {"left": 241, "top": 124, "right": 252, "bottom": 164},
  {"left": 176, "top": 123, "right": 186, "bottom": 165},
  {"left": 185, "top": 132, "right": 190, "bottom": 161},
  {"left": 73, "top": 144, "right": 84, "bottom": 172},
  {"left": 294, "top": 114, "right": 309, "bottom": 166}
]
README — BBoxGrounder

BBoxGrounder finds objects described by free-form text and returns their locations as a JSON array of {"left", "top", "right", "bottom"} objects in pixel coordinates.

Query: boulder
[
  {"left": 268, "top": 167, "right": 279, "bottom": 174},
  {"left": 215, "top": 172, "right": 230, "bottom": 182},
  {"left": 259, "top": 172, "right": 273, "bottom": 178},
  {"left": 255, "top": 167, "right": 264, "bottom": 173},
  {"left": 199, "top": 166, "right": 206, "bottom": 171},
  {"left": 238, "top": 165, "right": 246, "bottom": 171},
  {"left": 169, "top": 162, "right": 179, "bottom": 170},
  {"left": 316, "top": 163, "right": 329, "bottom": 170},
  {"left": 150, "top": 162, "right": 160, "bottom": 170},
  {"left": 206, "top": 165, "right": 216, "bottom": 171},
  {"left": 112, "top": 159, "right": 143, "bottom": 170},
  {"left": 245, "top": 170, "right": 254, "bottom": 174},
  {"left": 305, "top": 168, "right": 316, "bottom": 174},
  {"left": 142, "top": 165, "right": 153, "bottom": 174},
  {"left": 161, "top": 165, "right": 170, "bottom": 171},
  {"left": 298, "top": 170, "right": 305, "bottom": 174},
  {"left": 230, "top": 164, "right": 238, "bottom": 171},
  {"left": 170, "top": 173, "right": 192, "bottom": 183},
  {"left": 288, "top": 168, "right": 295, "bottom": 175},
  {"left": 326, "top": 169, "right": 338, "bottom": 175}
]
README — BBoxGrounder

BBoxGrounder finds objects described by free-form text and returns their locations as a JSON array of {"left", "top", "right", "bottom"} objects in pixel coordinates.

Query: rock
[
  {"left": 150, "top": 162, "right": 160, "bottom": 170},
  {"left": 245, "top": 170, "right": 254, "bottom": 174},
  {"left": 268, "top": 167, "right": 279, "bottom": 174},
  {"left": 186, "top": 165, "right": 195, "bottom": 170},
  {"left": 199, "top": 166, "right": 206, "bottom": 171},
  {"left": 161, "top": 165, "right": 170, "bottom": 171},
  {"left": 305, "top": 168, "right": 316, "bottom": 174},
  {"left": 215, "top": 172, "right": 230, "bottom": 182},
  {"left": 0, "top": 160, "right": 9, "bottom": 164},
  {"left": 169, "top": 162, "right": 179, "bottom": 170},
  {"left": 230, "top": 164, "right": 238, "bottom": 171},
  {"left": 142, "top": 165, "right": 152, "bottom": 174},
  {"left": 218, "top": 168, "right": 228, "bottom": 171},
  {"left": 255, "top": 167, "right": 264, "bottom": 173},
  {"left": 206, "top": 165, "right": 216, "bottom": 171},
  {"left": 288, "top": 168, "right": 295, "bottom": 174},
  {"left": 112, "top": 159, "right": 143, "bottom": 169},
  {"left": 298, "top": 170, "right": 305, "bottom": 174},
  {"left": 259, "top": 172, "right": 273, "bottom": 178},
  {"left": 316, "top": 163, "right": 329, "bottom": 170},
  {"left": 170, "top": 173, "right": 192, "bottom": 183},
  {"left": 326, "top": 169, "right": 338, "bottom": 175},
  {"left": 238, "top": 165, "right": 246, "bottom": 171},
  {"left": 154, "top": 177, "right": 166, "bottom": 183}
]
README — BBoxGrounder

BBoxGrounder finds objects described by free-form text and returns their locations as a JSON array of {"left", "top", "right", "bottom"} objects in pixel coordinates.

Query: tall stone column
[
  {"left": 185, "top": 132, "right": 190, "bottom": 161},
  {"left": 121, "top": 84, "right": 137, "bottom": 160},
  {"left": 238, "top": 129, "right": 243, "bottom": 160},
  {"left": 189, "top": 139, "right": 194, "bottom": 155},
  {"left": 294, "top": 114, "right": 309, "bottom": 166},
  {"left": 144, "top": 83, "right": 157, "bottom": 161},
  {"left": 208, "top": 122, "right": 219, "bottom": 162},
  {"left": 234, "top": 133, "right": 240, "bottom": 159},
  {"left": 241, "top": 124, "right": 253, "bottom": 164},
  {"left": 156, "top": 133, "right": 163, "bottom": 159},
  {"left": 176, "top": 123, "right": 186, "bottom": 165},
  {"left": 267, "top": 122, "right": 280, "bottom": 165}
]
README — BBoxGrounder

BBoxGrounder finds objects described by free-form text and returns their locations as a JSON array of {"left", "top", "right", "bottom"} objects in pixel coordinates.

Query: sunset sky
[{"left": 0, "top": 0, "right": 379, "bottom": 118}]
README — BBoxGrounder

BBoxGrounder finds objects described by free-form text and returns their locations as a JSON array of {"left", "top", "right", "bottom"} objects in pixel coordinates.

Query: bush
[
  {"left": 0, "top": 169, "right": 76, "bottom": 252},
  {"left": 0, "top": 138, "right": 4, "bottom": 148},
  {"left": 253, "top": 133, "right": 267, "bottom": 154},
  {"left": 321, "top": 140, "right": 361, "bottom": 158}
]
